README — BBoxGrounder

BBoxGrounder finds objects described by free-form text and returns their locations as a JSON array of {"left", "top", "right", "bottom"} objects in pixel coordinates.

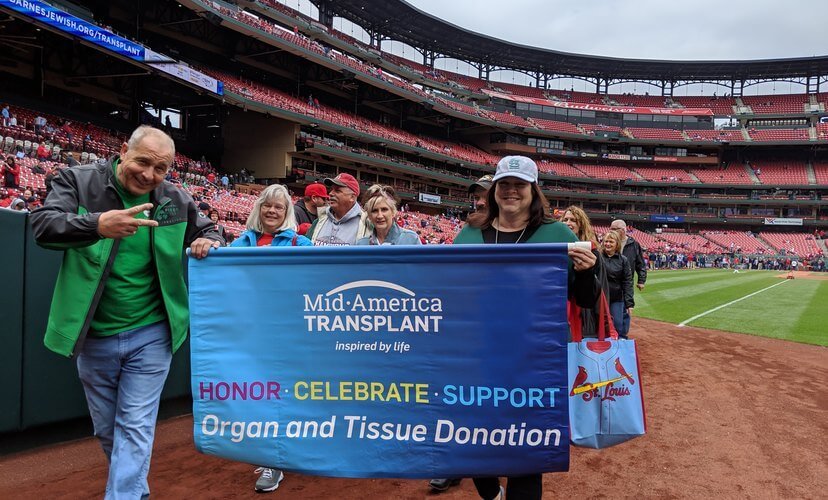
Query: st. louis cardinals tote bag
[{"left": 568, "top": 293, "right": 646, "bottom": 448}]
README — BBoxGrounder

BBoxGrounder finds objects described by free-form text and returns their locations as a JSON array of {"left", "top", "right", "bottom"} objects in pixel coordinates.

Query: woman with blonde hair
[
  {"left": 356, "top": 184, "right": 421, "bottom": 245},
  {"left": 602, "top": 229, "right": 634, "bottom": 338}
]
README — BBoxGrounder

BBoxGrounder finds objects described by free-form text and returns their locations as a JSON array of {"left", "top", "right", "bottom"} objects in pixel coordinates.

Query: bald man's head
[{"left": 610, "top": 219, "right": 628, "bottom": 239}]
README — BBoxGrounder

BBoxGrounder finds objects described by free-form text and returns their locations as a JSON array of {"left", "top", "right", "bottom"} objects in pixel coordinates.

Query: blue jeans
[
  {"left": 622, "top": 305, "right": 631, "bottom": 338},
  {"left": 77, "top": 321, "right": 172, "bottom": 500},
  {"left": 609, "top": 301, "right": 629, "bottom": 339}
]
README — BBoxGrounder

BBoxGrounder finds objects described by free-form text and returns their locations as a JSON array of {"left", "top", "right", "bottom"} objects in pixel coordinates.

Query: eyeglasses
[{"left": 262, "top": 203, "right": 287, "bottom": 212}]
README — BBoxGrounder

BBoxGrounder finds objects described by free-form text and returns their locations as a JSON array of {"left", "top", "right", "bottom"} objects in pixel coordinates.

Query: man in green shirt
[{"left": 31, "top": 126, "right": 223, "bottom": 499}]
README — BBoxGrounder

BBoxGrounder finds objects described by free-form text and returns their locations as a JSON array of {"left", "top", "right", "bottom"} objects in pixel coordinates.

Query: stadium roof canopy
[{"left": 321, "top": 0, "right": 828, "bottom": 82}]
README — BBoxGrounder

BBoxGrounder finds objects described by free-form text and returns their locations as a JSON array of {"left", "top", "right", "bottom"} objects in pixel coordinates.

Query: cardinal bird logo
[
  {"left": 615, "top": 358, "right": 635, "bottom": 385},
  {"left": 570, "top": 366, "right": 589, "bottom": 396},
  {"left": 571, "top": 358, "right": 636, "bottom": 400}
]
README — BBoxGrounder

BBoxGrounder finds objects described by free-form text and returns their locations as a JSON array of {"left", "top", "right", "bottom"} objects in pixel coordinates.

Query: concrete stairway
[
  {"left": 806, "top": 161, "right": 817, "bottom": 185},
  {"left": 744, "top": 163, "right": 761, "bottom": 184}
]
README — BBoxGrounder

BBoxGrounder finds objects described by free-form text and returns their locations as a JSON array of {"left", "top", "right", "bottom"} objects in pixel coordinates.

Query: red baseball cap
[
  {"left": 324, "top": 173, "right": 360, "bottom": 196},
  {"left": 304, "top": 183, "right": 329, "bottom": 198}
]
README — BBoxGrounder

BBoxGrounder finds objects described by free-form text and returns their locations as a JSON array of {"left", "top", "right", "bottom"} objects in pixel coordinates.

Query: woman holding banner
[
  {"left": 454, "top": 156, "right": 600, "bottom": 500},
  {"left": 231, "top": 184, "right": 311, "bottom": 250},
  {"left": 230, "top": 183, "right": 309, "bottom": 493},
  {"left": 356, "top": 184, "right": 421, "bottom": 246}
]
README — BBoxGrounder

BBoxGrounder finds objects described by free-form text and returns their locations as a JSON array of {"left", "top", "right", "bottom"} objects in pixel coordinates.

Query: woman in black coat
[{"left": 601, "top": 229, "right": 634, "bottom": 338}]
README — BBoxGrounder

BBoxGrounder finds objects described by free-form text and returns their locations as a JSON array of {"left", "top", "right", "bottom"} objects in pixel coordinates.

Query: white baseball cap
[{"left": 492, "top": 155, "right": 538, "bottom": 183}]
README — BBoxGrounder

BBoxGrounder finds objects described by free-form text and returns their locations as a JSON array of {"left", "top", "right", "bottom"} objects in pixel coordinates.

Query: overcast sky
[
  {"left": 281, "top": 0, "right": 827, "bottom": 93},
  {"left": 405, "top": 0, "right": 828, "bottom": 61}
]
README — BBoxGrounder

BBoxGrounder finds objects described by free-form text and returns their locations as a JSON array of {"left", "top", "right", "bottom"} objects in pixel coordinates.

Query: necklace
[{"left": 494, "top": 219, "right": 528, "bottom": 244}]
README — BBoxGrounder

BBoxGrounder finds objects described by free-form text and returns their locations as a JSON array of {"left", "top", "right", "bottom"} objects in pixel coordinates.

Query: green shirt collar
[{"left": 112, "top": 158, "right": 149, "bottom": 205}]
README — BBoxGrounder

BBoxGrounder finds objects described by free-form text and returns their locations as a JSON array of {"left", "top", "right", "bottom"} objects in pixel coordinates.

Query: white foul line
[{"left": 677, "top": 279, "right": 790, "bottom": 327}]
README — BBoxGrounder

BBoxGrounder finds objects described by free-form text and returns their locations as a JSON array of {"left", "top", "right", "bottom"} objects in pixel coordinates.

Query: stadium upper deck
[
  {"left": 178, "top": 0, "right": 828, "bottom": 148},
  {"left": 1, "top": 0, "right": 826, "bottom": 231},
  {"left": 243, "top": 1, "right": 828, "bottom": 98},
  {"left": 320, "top": 0, "right": 828, "bottom": 82},
  {"left": 2, "top": 1, "right": 823, "bottom": 154}
]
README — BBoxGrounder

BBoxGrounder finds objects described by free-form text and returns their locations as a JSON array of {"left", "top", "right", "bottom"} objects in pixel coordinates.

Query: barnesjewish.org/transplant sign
[{"left": 188, "top": 244, "right": 571, "bottom": 478}]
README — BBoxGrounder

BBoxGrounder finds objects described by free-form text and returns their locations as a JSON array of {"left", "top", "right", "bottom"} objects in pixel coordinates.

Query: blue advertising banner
[
  {"left": 650, "top": 214, "right": 685, "bottom": 223},
  {"left": 189, "top": 245, "right": 571, "bottom": 478},
  {"left": 0, "top": 0, "right": 145, "bottom": 61}
]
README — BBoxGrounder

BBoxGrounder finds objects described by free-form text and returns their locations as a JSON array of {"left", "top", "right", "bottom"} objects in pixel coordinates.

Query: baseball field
[
  {"left": 1, "top": 268, "right": 826, "bottom": 498},
  {"left": 634, "top": 268, "right": 827, "bottom": 346}
]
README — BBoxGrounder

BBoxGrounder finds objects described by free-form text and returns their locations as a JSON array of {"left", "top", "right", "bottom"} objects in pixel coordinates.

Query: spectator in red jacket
[
  {"left": 0, "top": 188, "right": 12, "bottom": 208},
  {"left": 36, "top": 143, "right": 50, "bottom": 160},
  {"left": 2, "top": 156, "right": 20, "bottom": 189}
]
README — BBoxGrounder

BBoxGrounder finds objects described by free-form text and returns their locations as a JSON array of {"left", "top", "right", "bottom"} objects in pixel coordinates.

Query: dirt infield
[
  {"left": 1, "top": 318, "right": 826, "bottom": 499},
  {"left": 774, "top": 271, "right": 828, "bottom": 281}
]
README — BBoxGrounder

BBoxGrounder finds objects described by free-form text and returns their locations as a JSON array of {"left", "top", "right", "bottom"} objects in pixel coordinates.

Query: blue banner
[
  {"left": 189, "top": 245, "right": 571, "bottom": 478},
  {"left": 650, "top": 214, "right": 685, "bottom": 223},
  {"left": 1, "top": 0, "right": 145, "bottom": 60}
]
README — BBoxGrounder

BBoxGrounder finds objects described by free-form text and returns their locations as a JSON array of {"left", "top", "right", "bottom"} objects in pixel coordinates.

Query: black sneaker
[{"left": 428, "top": 478, "right": 462, "bottom": 491}]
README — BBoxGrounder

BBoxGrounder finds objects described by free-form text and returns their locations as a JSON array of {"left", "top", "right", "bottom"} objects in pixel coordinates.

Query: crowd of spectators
[{"left": 1, "top": 103, "right": 825, "bottom": 267}]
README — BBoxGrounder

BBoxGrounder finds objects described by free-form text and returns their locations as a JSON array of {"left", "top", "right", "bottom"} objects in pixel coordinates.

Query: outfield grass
[{"left": 634, "top": 268, "right": 827, "bottom": 346}]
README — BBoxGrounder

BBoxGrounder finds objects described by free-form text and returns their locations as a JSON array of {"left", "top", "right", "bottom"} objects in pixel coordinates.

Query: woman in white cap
[{"left": 454, "top": 155, "right": 600, "bottom": 500}]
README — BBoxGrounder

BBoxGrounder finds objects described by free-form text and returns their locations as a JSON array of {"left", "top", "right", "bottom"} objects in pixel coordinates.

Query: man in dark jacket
[
  {"left": 44, "top": 165, "right": 58, "bottom": 195},
  {"left": 66, "top": 152, "right": 80, "bottom": 167},
  {"left": 293, "top": 182, "right": 328, "bottom": 225},
  {"left": 468, "top": 174, "right": 493, "bottom": 212},
  {"left": 30, "top": 125, "right": 223, "bottom": 499},
  {"left": 610, "top": 219, "right": 647, "bottom": 335}
]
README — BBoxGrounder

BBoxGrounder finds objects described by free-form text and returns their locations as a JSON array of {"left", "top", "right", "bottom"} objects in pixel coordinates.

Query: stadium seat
[
  {"left": 749, "top": 128, "right": 810, "bottom": 142},
  {"left": 749, "top": 160, "right": 810, "bottom": 185},
  {"left": 759, "top": 232, "right": 823, "bottom": 257},
  {"left": 741, "top": 95, "right": 808, "bottom": 114}
]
